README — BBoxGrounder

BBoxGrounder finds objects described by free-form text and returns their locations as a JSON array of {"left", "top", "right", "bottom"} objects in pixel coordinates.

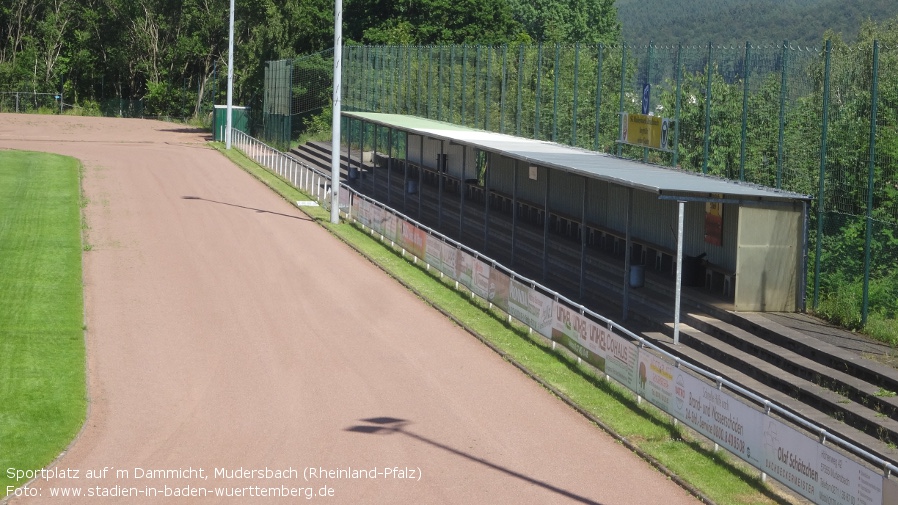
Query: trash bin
[
  {"left": 629, "top": 264, "right": 645, "bottom": 288},
  {"left": 406, "top": 180, "right": 418, "bottom": 194}
]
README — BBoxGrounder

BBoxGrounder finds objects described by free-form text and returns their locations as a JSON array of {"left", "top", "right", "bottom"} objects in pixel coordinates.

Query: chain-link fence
[
  {"left": 276, "top": 41, "right": 898, "bottom": 335},
  {"left": 0, "top": 92, "right": 63, "bottom": 114}
]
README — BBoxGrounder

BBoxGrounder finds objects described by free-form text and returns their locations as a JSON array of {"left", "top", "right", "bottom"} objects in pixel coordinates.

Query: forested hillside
[
  {"left": 0, "top": 0, "right": 618, "bottom": 119},
  {"left": 617, "top": 0, "right": 898, "bottom": 46}
]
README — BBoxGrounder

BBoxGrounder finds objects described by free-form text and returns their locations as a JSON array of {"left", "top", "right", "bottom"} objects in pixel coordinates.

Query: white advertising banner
[
  {"left": 674, "top": 371, "right": 763, "bottom": 469},
  {"left": 507, "top": 279, "right": 554, "bottom": 337},
  {"left": 600, "top": 329, "right": 640, "bottom": 392},
  {"left": 471, "top": 258, "right": 491, "bottom": 300},
  {"left": 456, "top": 250, "right": 474, "bottom": 289},
  {"left": 440, "top": 242, "right": 457, "bottom": 278},
  {"left": 637, "top": 351, "right": 677, "bottom": 414},
  {"left": 761, "top": 417, "right": 884, "bottom": 505},
  {"left": 551, "top": 303, "right": 606, "bottom": 370},
  {"left": 425, "top": 236, "right": 443, "bottom": 270}
]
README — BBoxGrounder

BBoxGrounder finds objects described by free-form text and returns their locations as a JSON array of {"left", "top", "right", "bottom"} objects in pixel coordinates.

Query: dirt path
[{"left": 1, "top": 114, "right": 700, "bottom": 504}]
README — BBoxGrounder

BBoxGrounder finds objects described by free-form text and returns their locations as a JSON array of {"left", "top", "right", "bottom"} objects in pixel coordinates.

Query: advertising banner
[
  {"left": 507, "top": 280, "right": 554, "bottom": 336},
  {"left": 760, "top": 416, "right": 884, "bottom": 505},
  {"left": 440, "top": 242, "right": 458, "bottom": 279},
  {"left": 637, "top": 351, "right": 677, "bottom": 414},
  {"left": 371, "top": 205, "right": 385, "bottom": 236},
  {"left": 599, "top": 329, "right": 639, "bottom": 391},
  {"left": 488, "top": 268, "right": 511, "bottom": 312},
  {"left": 471, "top": 258, "right": 491, "bottom": 300},
  {"left": 425, "top": 236, "right": 443, "bottom": 270},
  {"left": 456, "top": 250, "right": 474, "bottom": 290},
  {"left": 551, "top": 304, "right": 605, "bottom": 370},
  {"left": 673, "top": 372, "right": 763, "bottom": 469},
  {"left": 383, "top": 212, "right": 399, "bottom": 243},
  {"left": 401, "top": 221, "right": 426, "bottom": 259}
]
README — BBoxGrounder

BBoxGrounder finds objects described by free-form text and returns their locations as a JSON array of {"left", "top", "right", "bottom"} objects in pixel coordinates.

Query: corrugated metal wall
[{"left": 374, "top": 123, "right": 741, "bottom": 273}]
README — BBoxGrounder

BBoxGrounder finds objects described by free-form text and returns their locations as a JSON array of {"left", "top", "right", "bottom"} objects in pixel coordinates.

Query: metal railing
[{"left": 229, "top": 130, "right": 898, "bottom": 505}]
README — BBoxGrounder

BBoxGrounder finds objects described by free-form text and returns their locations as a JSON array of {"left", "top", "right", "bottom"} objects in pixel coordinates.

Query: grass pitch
[{"left": 0, "top": 150, "right": 86, "bottom": 497}]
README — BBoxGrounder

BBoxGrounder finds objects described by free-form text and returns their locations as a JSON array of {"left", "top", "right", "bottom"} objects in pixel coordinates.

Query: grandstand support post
[
  {"left": 739, "top": 42, "right": 751, "bottom": 181},
  {"left": 417, "top": 133, "right": 423, "bottom": 220},
  {"left": 673, "top": 200, "right": 686, "bottom": 345},
  {"left": 511, "top": 162, "right": 518, "bottom": 267},
  {"left": 390, "top": 130, "right": 396, "bottom": 207},
  {"left": 483, "top": 153, "right": 490, "bottom": 250},
  {"left": 329, "top": 0, "right": 342, "bottom": 224},
  {"left": 542, "top": 168, "right": 551, "bottom": 281},
  {"left": 438, "top": 140, "right": 444, "bottom": 229},
  {"left": 777, "top": 40, "right": 788, "bottom": 189},
  {"left": 225, "top": 0, "right": 235, "bottom": 149},
  {"left": 623, "top": 188, "right": 633, "bottom": 321},
  {"left": 862, "top": 40, "right": 879, "bottom": 327},
  {"left": 460, "top": 145, "right": 466, "bottom": 238},
  {"left": 813, "top": 39, "right": 832, "bottom": 309},
  {"left": 579, "top": 177, "right": 588, "bottom": 300}
]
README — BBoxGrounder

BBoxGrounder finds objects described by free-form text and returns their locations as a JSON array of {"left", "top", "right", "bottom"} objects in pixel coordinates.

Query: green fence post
[
  {"left": 462, "top": 45, "right": 468, "bottom": 125},
  {"left": 416, "top": 46, "right": 423, "bottom": 116},
  {"left": 450, "top": 46, "right": 456, "bottom": 122},
  {"left": 406, "top": 46, "right": 412, "bottom": 114},
  {"left": 486, "top": 46, "right": 492, "bottom": 130},
  {"left": 517, "top": 45, "right": 524, "bottom": 136},
  {"left": 500, "top": 45, "right": 508, "bottom": 134},
  {"left": 777, "top": 40, "right": 788, "bottom": 188},
  {"left": 536, "top": 42, "right": 543, "bottom": 140},
  {"left": 594, "top": 43, "right": 604, "bottom": 152},
  {"left": 703, "top": 42, "right": 712, "bottom": 174},
  {"left": 673, "top": 44, "right": 682, "bottom": 168},
  {"left": 438, "top": 46, "right": 444, "bottom": 121},
  {"left": 552, "top": 43, "right": 560, "bottom": 142},
  {"left": 389, "top": 46, "right": 396, "bottom": 114},
  {"left": 862, "top": 40, "right": 880, "bottom": 327},
  {"left": 813, "top": 39, "right": 832, "bottom": 310},
  {"left": 427, "top": 46, "right": 434, "bottom": 118},
  {"left": 572, "top": 42, "right": 579, "bottom": 147},
  {"left": 644, "top": 42, "right": 653, "bottom": 162},
  {"left": 617, "top": 45, "right": 627, "bottom": 157},
  {"left": 739, "top": 42, "right": 751, "bottom": 181},
  {"left": 475, "top": 46, "right": 481, "bottom": 127}
]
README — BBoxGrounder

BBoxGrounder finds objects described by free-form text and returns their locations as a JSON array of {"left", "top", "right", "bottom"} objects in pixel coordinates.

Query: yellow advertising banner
[{"left": 621, "top": 113, "right": 671, "bottom": 150}]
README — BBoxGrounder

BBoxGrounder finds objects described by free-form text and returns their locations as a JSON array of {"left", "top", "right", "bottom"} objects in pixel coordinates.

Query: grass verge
[
  {"left": 213, "top": 142, "right": 799, "bottom": 505},
  {"left": 0, "top": 150, "right": 87, "bottom": 497}
]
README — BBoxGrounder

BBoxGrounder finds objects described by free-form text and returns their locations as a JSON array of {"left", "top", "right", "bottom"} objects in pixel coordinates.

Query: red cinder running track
[{"left": 1, "top": 114, "right": 699, "bottom": 504}]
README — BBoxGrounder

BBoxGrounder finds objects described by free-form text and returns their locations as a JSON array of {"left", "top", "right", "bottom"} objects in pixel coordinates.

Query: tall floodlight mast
[
  {"left": 330, "top": 0, "right": 343, "bottom": 223},
  {"left": 225, "top": 0, "right": 235, "bottom": 149}
]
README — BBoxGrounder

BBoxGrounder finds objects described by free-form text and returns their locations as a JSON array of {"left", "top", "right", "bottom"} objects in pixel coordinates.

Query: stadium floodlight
[
  {"left": 225, "top": 0, "right": 235, "bottom": 149},
  {"left": 330, "top": 0, "right": 342, "bottom": 223}
]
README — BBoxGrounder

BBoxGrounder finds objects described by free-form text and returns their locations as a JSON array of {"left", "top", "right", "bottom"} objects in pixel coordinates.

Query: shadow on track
[
  {"left": 181, "top": 195, "right": 313, "bottom": 222},
  {"left": 346, "top": 417, "right": 605, "bottom": 505}
]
